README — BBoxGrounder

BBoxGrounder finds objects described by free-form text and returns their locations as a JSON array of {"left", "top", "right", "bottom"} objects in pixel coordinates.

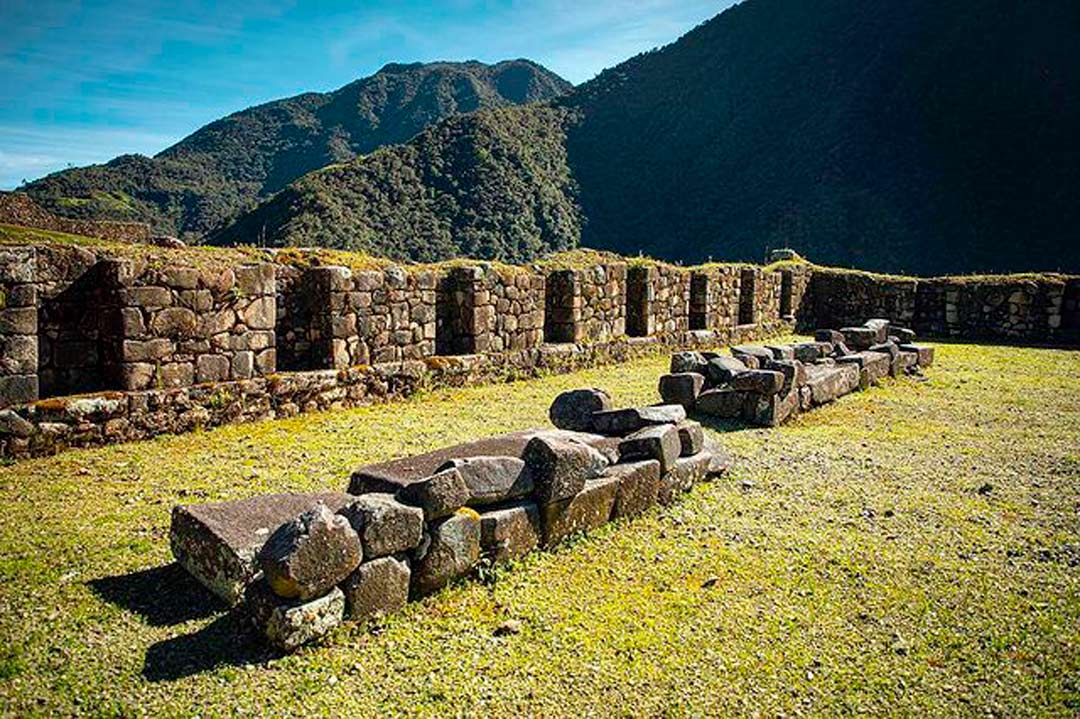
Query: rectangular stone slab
[
  {"left": 899, "top": 343, "right": 935, "bottom": 367},
  {"left": 348, "top": 429, "right": 618, "bottom": 494},
  {"left": 169, "top": 491, "right": 353, "bottom": 606},
  {"left": 541, "top": 476, "right": 618, "bottom": 547},
  {"left": 608, "top": 460, "right": 662, "bottom": 519},
  {"left": 658, "top": 453, "right": 710, "bottom": 505},
  {"left": 479, "top": 501, "right": 542, "bottom": 564}
]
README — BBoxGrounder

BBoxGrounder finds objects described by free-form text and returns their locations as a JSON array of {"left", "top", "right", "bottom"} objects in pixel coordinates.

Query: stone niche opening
[
  {"left": 625, "top": 266, "right": 651, "bottom": 337},
  {"left": 738, "top": 268, "right": 756, "bottom": 326},
  {"left": 37, "top": 261, "right": 124, "bottom": 399},
  {"left": 689, "top": 272, "right": 711, "bottom": 330},
  {"left": 543, "top": 270, "right": 578, "bottom": 344},
  {"left": 275, "top": 266, "right": 332, "bottom": 371},
  {"left": 780, "top": 270, "right": 794, "bottom": 318}
]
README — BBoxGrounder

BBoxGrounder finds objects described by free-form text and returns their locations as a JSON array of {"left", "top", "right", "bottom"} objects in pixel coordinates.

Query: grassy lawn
[{"left": 0, "top": 342, "right": 1078, "bottom": 717}]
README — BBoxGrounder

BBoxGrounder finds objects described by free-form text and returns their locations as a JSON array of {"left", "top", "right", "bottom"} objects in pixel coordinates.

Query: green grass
[{"left": 0, "top": 342, "right": 1078, "bottom": 716}]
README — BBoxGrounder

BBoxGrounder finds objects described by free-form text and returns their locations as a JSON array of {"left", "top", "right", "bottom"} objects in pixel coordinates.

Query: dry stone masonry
[
  {"left": 0, "top": 235, "right": 1076, "bottom": 460},
  {"left": 169, "top": 390, "right": 733, "bottom": 651},
  {"left": 663, "top": 318, "right": 935, "bottom": 428}
]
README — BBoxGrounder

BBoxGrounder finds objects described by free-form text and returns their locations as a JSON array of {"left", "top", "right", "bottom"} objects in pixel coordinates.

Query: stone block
[
  {"left": 0, "top": 375, "right": 38, "bottom": 408},
  {"left": 247, "top": 582, "right": 344, "bottom": 652},
  {"left": 706, "top": 356, "right": 749, "bottom": 385},
  {"left": 695, "top": 388, "right": 747, "bottom": 418},
  {"left": 840, "top": 327, "right": 877, "bottom": 351},
  {"left": 170, "top": 492, "right": 353, "bottom": 605},
  {"left": 892, "top": 327, "right": 917, "bottom": 344},
  {"left": 838, "top": 351, "right": 891, "bottom": 385},
  {"left": 792, "top": 342, "right": 824, "bottom": 363},
  {"left": 607, "top": 460, "right": 661, "bottom": 519},
  {"left": 149, "top": 307, "right": 197, "bottom": 337},
  {"left": 900, "top": 344, "right": 935, "bottom": 367},
  {"left": 436, "top": 456, "right": 534, "bottom": 507},
  {"left": 548, "top": 388, "right": 613, "bottom": 432},
  {"left": 676, "top": 420, "right": 705, "bottom": 456},
  {"left": 258, "top": 503, "right": 362, "bottom": 601},
  {"left": 123, "top": 338, "right": 174, "bottom": 362},
  {"left": 196, "top": 354, "right": 231, "bottom": 384},
  {"left": 763, "top": 359, "right": 805, "bottom": 395},
  {"left": 0, "top": 307, "right": 37, "bottom": 335},
  {"left": 765, "top": 345, "right": 795, "bottom": 360},
  {"left": 658, "top": 453, "right": 712, "bottom": 505},
  {"left": 340, "top": 555, "right": 410, "bottom": 622},
  {"left": 619, "top": 424, "right": 680, "bottom": 473},
  {"left": 814, "top": 329, "right": 844, "bottom": 344},
  {"left": 479, "top": 501, "right": 542, "bottom": 564},
  {"left": 658, "top": 372, "right": 704, "bottom": 410},
  {"left": 0, "top": 335, "right": 37, "bottom": 374},
  {"left": 591, "top": 404, "right": 686, "bottom": 436},
  {"left": 804, "top": 365, "right": 854, "bottom": 405},
  {"left": 731, "top": 370, "right": 784, "bottom": 395},
  {"left": 338, "top": 493, "right": 424, "bottom": 558},
  {"left": 670, "top": 351, "right": 708, "bottom": 375},
  {"left": 242, "top": 297, "right": 276, "bottom": 330},
  {"left": 411, "top": 508, "right": 481, "bottom": 597},
  {"left": 158, "top": 362, "right": 194, "bottom": 389},
  {"left": 523, "top": 435, "right": 599, "bottom": 504},
  {"left": 863, "top": 319, "right": 890, "bottom": 343},
  {"left": 730, "top": 345, "right": 773, "bottom": 364},
  {"left": 541, "top": 476, "right": 618, "bottom": 547},
  {"left": 397, "top": 467, "right": 469, "bottom": 521},
  {"left": 701, "top": 438, "right": 734, "bottom": 478},
  {"left": 235, "top": 264, "right": 276, "bottom": 296},
  {"left": 743, "top": 389, "right": 799, "bottom": 427},
  {"left": 0, "top": 408, "right": 34, "bottom": 437}
]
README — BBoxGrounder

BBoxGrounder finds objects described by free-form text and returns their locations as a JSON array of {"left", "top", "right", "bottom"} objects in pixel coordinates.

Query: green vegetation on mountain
[
  {"left": 216, "top": 0, "right": 1080, "bottom": 274},
  {"left": 20, "top": 60, "right": 571, "bottom": 240}
]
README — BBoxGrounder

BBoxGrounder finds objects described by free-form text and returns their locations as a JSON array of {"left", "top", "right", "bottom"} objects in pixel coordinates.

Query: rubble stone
[{"left": 258, "top": 503, "right": 362, "bottom": 601}]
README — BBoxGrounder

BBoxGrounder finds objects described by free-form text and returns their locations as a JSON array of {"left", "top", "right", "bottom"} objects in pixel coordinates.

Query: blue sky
[{"left": 0, "top": 0, "right": 736, "bottom": 189}]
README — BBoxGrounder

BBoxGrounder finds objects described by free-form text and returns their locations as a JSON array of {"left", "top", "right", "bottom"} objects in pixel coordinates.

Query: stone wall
[
  {"left": 804, "top": 269, "right": 1079, "bottom": 343},
  {"left": 544, "top": 263, "right": 626, "bottom": 343},
  {"left": 0, "top": 247, "right": 38, "bottom": 407},
  {"left": 627, "top": 264, "right": 691, "bottom": 337},
  {"left": 0, "top": 191, "right": 151, "bottom": 244},
  {"left": 438, "top": 266, "right": 545, "bottom": 355}
]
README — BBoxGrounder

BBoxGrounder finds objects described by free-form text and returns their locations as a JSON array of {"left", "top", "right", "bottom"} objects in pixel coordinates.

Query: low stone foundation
[
  {"left": 0, "top": 322, "right": 793, "bottom": 461},
  {"left": 169, "top": 389, "right": 733, "bottom": 651}
]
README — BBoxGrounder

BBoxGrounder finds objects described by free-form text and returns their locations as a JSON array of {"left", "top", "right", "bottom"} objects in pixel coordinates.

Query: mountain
[
  {"left": 214, "top": 0, "right": 1080, "bottom": 274},
  {"left": 20, "top": 60, "right": 572, "bottom": 240}
]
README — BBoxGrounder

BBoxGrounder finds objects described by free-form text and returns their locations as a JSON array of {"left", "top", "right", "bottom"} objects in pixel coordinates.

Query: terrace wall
[{"left": 0, "top": 236, "right": 1076, "bottom": 459}]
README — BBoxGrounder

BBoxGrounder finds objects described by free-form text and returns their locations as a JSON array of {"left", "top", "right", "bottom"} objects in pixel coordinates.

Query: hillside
[
  {"left": 20, "top": 60, "right": 571, "bottom": 240},
  {"left": 216, "top": 0, "right": 1080, "bottom": 274}
]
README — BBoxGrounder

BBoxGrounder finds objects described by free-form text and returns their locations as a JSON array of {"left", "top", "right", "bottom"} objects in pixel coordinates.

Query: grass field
[{"left": 0, "top": 342, "right": 1078, "bottom": 717}]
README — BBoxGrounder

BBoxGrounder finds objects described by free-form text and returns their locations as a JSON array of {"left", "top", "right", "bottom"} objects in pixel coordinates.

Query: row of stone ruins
[
  {"left": 171, "top": 390, "right": 730, "bottom": 651},
  {"left": 659, "top": 319, "right": 935, "bottom": 427},
  {"left": 168, "top": 319, "right": 930, "bottom": 651}
]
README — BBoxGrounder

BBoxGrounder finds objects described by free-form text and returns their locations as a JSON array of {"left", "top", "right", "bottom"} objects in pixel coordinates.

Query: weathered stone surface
[
  {"left": 479, "top": 501, "right": 542, "bottom": 564},
  {"left": 436, "top": 455, "right": 534, "bottom": 507},
  {"left": 864, "top": 319, "right": 890, "bottom": 343},
  {"left": 804, "top": 365, "right": 855, "bottom": 405},
  {"left": 896, "top": 350, "right": 919, "bottom": 374},
  {"left": 523, "top": 435, "right": 600, "bottom": 504},
  {"left": 695, "top": 388, "right": 747, "bottom": 418},
  {"left": 763, "top": 359, "right": 806, "bottom": 395},
  {"left": 0, "top": 375, "right": 37, "bottom": 408},
  {"left": 619, "top": 424, "right": 681, "bottom": 473},
  {"left": 195, "top": 354, "right": 231, "bottom": 384},
  {"left": 0, "top": 408, "right": 34, "bottom": 437},
  {"left": 869, "top": 342, "right": 900, "bottom": 361},
  {"left": 706, "top": 356, "right": 748, "bottom": 385},
  {"left": 676, "top": 420, "right": 705, "bottom": 456},
  {"left": 397, "top": 467, "right": 469, "bottom": 521},
  {"left": 701, "top": 438, "right": 734, "bottom": 478},
  {"left": 730, "top": 345, "right": 773, "bottom": 364},
  {"left": 0, "top": 307, "right": 36, "bottom": 334},
  {"left": 831, "top": 341, "right": 853, "bottom": 358},
  {"left": 765, "top": 345, "right": 795, "bottom": 360},
  {"left": 658, "top": 453, "right": 712, "bottom": 504},
  {"left": 548, "top": 388, "right": 612, "bottom": 432},
  {"left": 258, "top": 503, "right": 362, "bottom": 601},
  {"left": 590, "top": 404, "right": 686, "bottom": 436},
  {"left": 838, "top": 351, "right": 891, "bottom": 386},
  {"left": 840, "top": 327, "right": 878, "bottom": 351},
  {"left": 607, "top": 459, "right": 661, "bottom": 519},
  {"left": 743, "top": 388, "right": 799, "bottom": 427},
  {"left": 541, "top": 476, "right": 618, "bottom": 547},
  {"left": 411, "top": 508, "right": 481, "bottom": 597},
  {"left": 892, "top": 327, "right": 917, "bottom": 344},
  {"left": 814, "top": 329, "right": 845, "bottom": 344},
  {"left": 170, "top": 492, "right": 353, "bottom": 605},
  {"left": 348, "top": 429, "right": 601, "bottom": 495},
  {"left": 340, "top": 555, "right": 410, "bottom": 622},
  {"left": 670, "top": 351, "right": 708, "bottom": 375},
  {"left": 658, "top": 372, "right": 704, "bottom": 409},
  {"left": 337, "top": 493, "right": 423, "bottom": 558},
  {"left": 900, "top": 343, "right": 935, "bottom": 367},
  {"left": 247, "top": 582, "right": 344, "bottom": 652},
  {"left": 731, "top": 370, "right": 785, "bottom": 395},
  {"left": 150, "top": 307, "right": 197, "bottom": 337}
]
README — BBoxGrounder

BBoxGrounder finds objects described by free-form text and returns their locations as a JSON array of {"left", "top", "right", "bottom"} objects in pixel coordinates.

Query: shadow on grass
[
  {"left": 88, "top": 563, "right": 225, "bottom": 627},
  {"left": 142, "top": 610, "right": 280, "bottom": 682},
  {"left": 689, "top": 412, "right": 754, "bottom": 434}
]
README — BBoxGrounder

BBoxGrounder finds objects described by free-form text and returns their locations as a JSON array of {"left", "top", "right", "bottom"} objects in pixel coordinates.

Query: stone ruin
[
  {"left": 660, "top": 319, "right": 935, "bottom": 427},
  {"left": 169, "top": 390, "right": 730, "bottom": 651}
]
